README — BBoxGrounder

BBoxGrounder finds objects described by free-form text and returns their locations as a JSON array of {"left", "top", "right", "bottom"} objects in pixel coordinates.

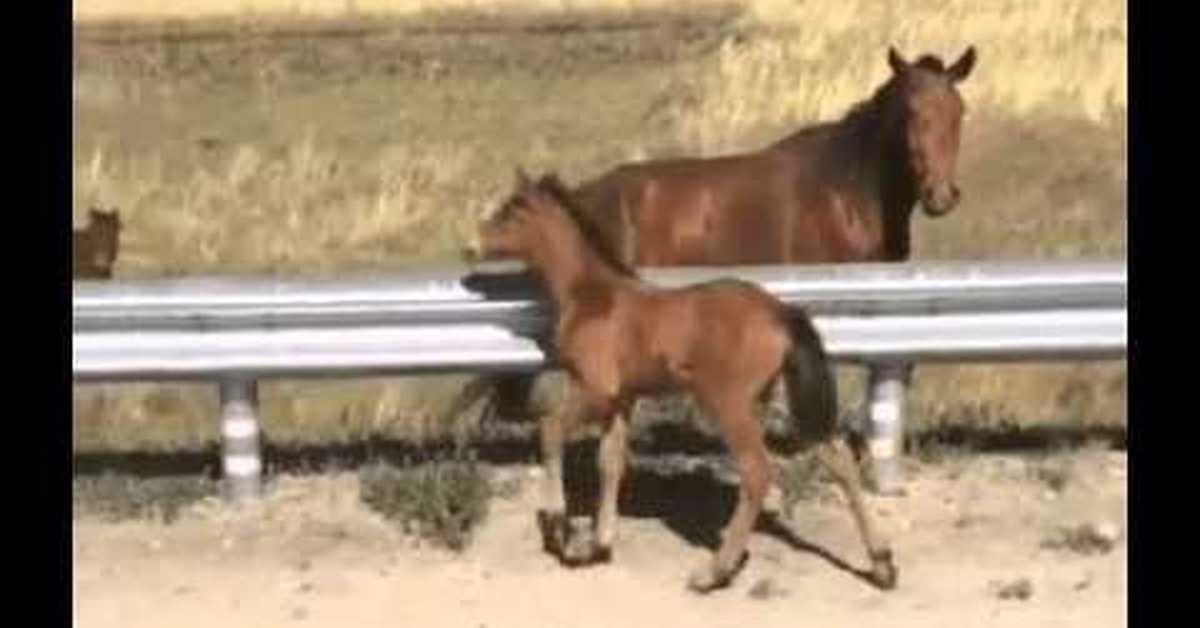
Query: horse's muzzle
[{"left": 922, "top": 183, "right": 961, "bottom": 217}]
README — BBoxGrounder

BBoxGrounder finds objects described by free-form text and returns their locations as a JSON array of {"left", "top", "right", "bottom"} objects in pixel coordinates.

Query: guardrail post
[
  {"left": 865, "top": 362, "right": 912, "bottom": 496},
  {"left": 219, "top": 378, "right": 263, "bottom": 502}
]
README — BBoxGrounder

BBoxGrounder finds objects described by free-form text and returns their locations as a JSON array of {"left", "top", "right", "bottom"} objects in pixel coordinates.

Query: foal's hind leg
[
  {"left": 688, "top": 391, "right": 770, "bottom": 593},
  {"left": 813, "top": 436, "right": 898, "bottom": 589}
]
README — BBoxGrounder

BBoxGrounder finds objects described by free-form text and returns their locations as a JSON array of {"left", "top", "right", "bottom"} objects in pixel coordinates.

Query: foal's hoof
[
  {"left": 563, "top": 541, "right": 612, "bottom": 567},
  {"left": 687, "top": 565, "right": 736, "bottom": 594},
  {"left": 686, "top": 552, "right": 748, "bottom": 594},
  {"left": 869, "top": 548, "right": 899, "bottom": 590},
  {"left": 561, "top": 523, "right": 608, "bottom": 566},
  {"left": 687, "top": 569, "right": 729, "bottom": 594},
  {"left": 536, "top": 510, "right": 569, "bottom": 556}
]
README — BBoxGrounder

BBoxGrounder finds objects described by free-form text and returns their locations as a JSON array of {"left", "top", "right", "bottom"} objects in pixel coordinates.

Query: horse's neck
[{"left": 779, "top": 94, "right": 918, "bottom": 260}]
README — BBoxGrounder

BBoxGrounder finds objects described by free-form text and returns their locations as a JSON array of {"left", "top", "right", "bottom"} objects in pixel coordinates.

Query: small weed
[
  {"left": 1041, "top": 522, "right": 1120, "bottom": 555},
  {"left": 359, "top": 451, "right": 492, "bottom": 551}
]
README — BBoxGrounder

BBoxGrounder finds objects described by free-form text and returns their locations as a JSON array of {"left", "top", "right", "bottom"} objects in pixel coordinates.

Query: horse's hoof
[{"left": 870, "top": 548, "right": 899, "bottom": 590}]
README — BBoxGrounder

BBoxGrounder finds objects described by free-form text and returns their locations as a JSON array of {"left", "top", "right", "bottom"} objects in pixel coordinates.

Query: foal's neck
[{"left": 528, "top": 221, "right": 633, "bottom": 311}]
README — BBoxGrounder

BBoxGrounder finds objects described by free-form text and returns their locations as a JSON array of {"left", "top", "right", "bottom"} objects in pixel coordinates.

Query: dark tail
[{"left": 781, "top": 312, "right": 839, "bottom": 448}]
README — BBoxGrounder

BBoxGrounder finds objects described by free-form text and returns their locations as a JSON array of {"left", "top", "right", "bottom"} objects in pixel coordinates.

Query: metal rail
[{"left": 73, "top": 260, "right": 1127, "bottom": 499}]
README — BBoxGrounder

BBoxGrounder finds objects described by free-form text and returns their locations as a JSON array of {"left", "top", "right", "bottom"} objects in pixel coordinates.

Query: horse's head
[{"left": 887, "top": 46, "right": 976, "bottom": 217}]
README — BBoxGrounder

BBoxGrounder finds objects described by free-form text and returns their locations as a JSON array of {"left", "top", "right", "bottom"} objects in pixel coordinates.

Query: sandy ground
[{"left": 74, "top": 448, "right": 1126, "bottom": 628}]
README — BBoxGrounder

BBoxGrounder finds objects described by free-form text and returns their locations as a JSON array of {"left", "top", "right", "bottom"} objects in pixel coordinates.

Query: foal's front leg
[
  {"left": 560, "top": 403, "right": 627, "bottom": 566},
  {"left": 591, "top": 410, "right": 629, "bottom": 562},
  {"left": 537, "top": 386, "right": 586, "bottom": 558}
]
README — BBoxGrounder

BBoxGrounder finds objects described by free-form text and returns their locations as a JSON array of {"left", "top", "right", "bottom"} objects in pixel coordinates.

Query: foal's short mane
[{"left": 531, "top": 174, "right": 639, "bottom": 279}]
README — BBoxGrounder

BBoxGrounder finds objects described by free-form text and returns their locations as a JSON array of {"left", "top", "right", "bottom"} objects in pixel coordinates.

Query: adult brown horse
[
  {"left": 473, "top": 171, "right": 896, "bottom": 592},
  {"left": 467, "top": 45, "right": 978, "bottom": 425}
]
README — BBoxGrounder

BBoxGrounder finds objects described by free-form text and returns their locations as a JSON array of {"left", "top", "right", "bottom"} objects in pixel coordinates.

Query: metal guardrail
[{"left": 72, "top": 260, "right": 1128, "bottom": 499}]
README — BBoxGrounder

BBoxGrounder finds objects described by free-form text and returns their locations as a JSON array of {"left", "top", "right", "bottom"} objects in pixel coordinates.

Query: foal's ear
[
  {"left": 887, "top": 46, "right": 909, "bottom": 75},
  {"left": 514, "top": 167, "right": 533, "bottom": 189},
  {"left": 537, "top": 172, "right": 568, "bottom": 196},
  {"left": 947, "top": 46, "right": 976, "bottom": 83}
]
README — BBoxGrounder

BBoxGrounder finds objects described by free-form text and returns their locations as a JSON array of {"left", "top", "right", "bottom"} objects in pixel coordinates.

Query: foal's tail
[{"left": 781, "top": 311, "right": 839, "bottom": 448}]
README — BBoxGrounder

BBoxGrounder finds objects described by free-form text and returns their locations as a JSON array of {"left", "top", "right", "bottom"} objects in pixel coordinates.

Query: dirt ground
[{"left": 73, "top": 447, "right": 1126, "bottom": 628}]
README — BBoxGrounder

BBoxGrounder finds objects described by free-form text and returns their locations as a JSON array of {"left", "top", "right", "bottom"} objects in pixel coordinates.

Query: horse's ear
[
  {"left": 947, "top": 46, "right": 976, "bottom": 83},
  {"left": 887, "top": 46, "right": 909, "bottom": 75}
]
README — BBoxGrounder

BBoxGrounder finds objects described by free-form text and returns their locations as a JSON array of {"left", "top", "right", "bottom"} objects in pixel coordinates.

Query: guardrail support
[
  {"left": 865, "top": 362, "right": 912, "bottom": 496},
  {"left": 219, "top": 378, "right": 263, "bottom": 502}
]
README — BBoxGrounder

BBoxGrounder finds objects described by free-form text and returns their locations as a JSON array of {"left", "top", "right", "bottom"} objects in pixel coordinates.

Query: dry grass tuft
[{"left": 359, "top": 453, "right": 492, "bottom": 550}]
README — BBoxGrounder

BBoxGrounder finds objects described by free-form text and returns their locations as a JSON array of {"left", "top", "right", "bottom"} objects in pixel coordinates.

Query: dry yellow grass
[
  {"left": 679, "top": 0, "right": 1126, "bottom": 153},
  {"left": 76, "top": 136, "right": 487, "bottom": 276}
]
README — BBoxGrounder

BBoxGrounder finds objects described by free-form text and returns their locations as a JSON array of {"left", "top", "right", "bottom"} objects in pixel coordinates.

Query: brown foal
[
  {"left": 470, "top": 172, "right": 896, "bottom": 593},
  {"left": 73, "top": 207, "right": 121, "bottom": 280}
]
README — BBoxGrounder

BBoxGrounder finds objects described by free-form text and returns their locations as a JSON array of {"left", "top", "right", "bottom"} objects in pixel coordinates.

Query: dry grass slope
[{"left": 682, "top": 0, "right": 1126, "bottom": 152}]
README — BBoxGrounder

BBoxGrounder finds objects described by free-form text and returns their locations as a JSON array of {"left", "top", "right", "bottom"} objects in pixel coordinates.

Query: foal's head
[
  {"left": 470, "top": 170, "right": 636, "bottom": 277},
  {"left": 885, "top": 46, "right": 976, "bottom": 217},
  {"left": 471, "top": 171, "right": 543, "bottom": 262}
]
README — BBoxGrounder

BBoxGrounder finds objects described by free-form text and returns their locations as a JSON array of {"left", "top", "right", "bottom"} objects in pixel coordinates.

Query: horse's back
[
  {"left": 584, "top": 150, "right": 785, "bottom": 198},
  {"left": 576, "top": 151, "right": 805, "bottom": 266}
]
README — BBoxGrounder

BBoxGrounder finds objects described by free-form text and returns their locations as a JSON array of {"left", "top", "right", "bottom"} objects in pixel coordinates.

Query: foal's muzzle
[{"left": 462, "top": 232, "right": 484, "bottom": 263}]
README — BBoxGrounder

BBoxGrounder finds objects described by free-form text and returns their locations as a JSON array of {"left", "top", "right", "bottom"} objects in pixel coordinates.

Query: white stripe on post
[
  {"left": 866, "top": 363, "right": 910, "bottom": 496},
  {"left": 219, "top": 378, "right": 262, "bottom": 501}
]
